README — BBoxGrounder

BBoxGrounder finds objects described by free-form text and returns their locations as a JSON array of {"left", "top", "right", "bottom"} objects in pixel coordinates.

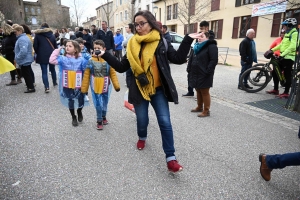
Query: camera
[{"left": 94, "top": 50, "right": 101, "bottom": 55}]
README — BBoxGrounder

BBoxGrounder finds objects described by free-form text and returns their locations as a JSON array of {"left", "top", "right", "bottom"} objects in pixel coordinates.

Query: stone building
[{"left": 0, "top": 0, "right": 70, "bottom": 29}]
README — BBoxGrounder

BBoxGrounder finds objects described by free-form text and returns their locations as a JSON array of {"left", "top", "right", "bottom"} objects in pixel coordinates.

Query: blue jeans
[
  {"left": 94, "top": 93, "right": 109, "bottom": 121},
  {"left": 40, "top": 63, "right": 57, "bottom": 89},
  {"left": 266, "top": 152, "right": 300, "bottom": 169},
  {"left": 238, "top": 61, "right": 252, "bottom": 85},
  {"left": 134, "top": 88, "right": 176, "bottom": 162}
]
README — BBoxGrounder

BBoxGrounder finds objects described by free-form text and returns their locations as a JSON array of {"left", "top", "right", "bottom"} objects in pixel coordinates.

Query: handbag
[{"left": 46, "top": 37, "right": 55, "bottom": 50}]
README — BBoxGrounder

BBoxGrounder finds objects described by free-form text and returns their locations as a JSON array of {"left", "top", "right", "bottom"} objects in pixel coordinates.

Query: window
[
  {"left": 120, "top": 12, "right": 123, "bottom": 21},
  {"left": 167, "top": 5, "right": 171, "bottom": 20},
  {"left": 211, "top": 19, "right": 223, "bottom": 39},
  {"left": 58, "top": 9, "right": 60, "bottom": 14},
  {"left": 236, "top": 0, "right": 260, "bottom": 7},
  {"left": 31, "top": 7, "right": 35, "bottom": 14},
  {"left": 173, "top": 4, "right": 178, "bottom": 19},
  {"left": 120, "top": 0, "right": 122, "bottom": 5},
  {"left": 116, "top": 14, "right": 118, "bottom": 23},
  {"left": 18, "top": 0, "right": 21, "bottom": 6},
  {"left": 189, "top": 0, "right": 195, "bottom": 15},
  {"left": 138, "top": 0, "right": 141, "bottom": 3},
  {"left": 37, "top": 8, "right": 40, "bottom": 14},
  {"left": 173, "top": 35, "right": 183, "bottom": 43},
  {"left": 20, "top": 11, "right": 22, "bottom": 18},
  {"left": 138, "top": 8, "right": 141, "bottom": 11},
  {"left": 239, "top": 15, "right": 251, "bottom": 38},
  {"left": 184, "top": 23, "right": 197, "bottom": 34},
  {"left": 32, "top": 17, "right": 37, "bottom": 25},
  {"left": 171, "top": 25, "right": 176, "bottom": 32},
  {"left": 125, "top": 10, "right": 128, "bottom": 20},
  {"left": 25, "top": 7, "right": 28, "bottom": 12},
  {"left": 57, "top": 0, "right": 60, "bottom": 5},
  {"left": 211, "top": 0, "right": 220, "bottom": 11},
  {"left": 146, "top": 4, "right": 149, "bottom": 10}
]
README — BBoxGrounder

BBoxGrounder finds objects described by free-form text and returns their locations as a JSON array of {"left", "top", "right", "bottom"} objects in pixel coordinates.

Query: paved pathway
[{"left": 0, "top": 61, "right": 299, "bottom": 199}]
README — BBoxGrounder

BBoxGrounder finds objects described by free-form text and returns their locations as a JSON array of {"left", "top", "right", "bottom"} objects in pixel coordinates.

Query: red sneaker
[
  {"left": 266, "top": 89, "right": 279, "bottom": 95},
  {"left": 103, "top": 119, "right": 108, "bottom": 125},
  {"left": 137, "top": 140, "right": 145, "bottom": 150},
  {"left": 276, "top": 93, "right": 289, "bottom": 98},
  {"left": 97, "top": 121, "right": 103, "bottom": 130},
  {"left": 167, "top": 160, "right": 183, "bottom": 173}
]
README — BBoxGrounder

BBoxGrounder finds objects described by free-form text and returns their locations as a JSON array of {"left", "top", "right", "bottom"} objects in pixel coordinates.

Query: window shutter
[
  {"left": 217, "top": 19, "right": 223, "bottom": 39},
  {"left": 271, "top": 13, "right": 281, "bottom": 37},
  {"left": 253, "top": 0, "right": 260, "bottom": 3},
  {"left": 250, "top": 16, "right": 258, "bottom": 37},
  {"left": 184, "top": 24, "right": 187, "bottom": 35},
  {"left": 232, "top": 17, "right": 239, "bottom": 39},
  {"left": 211, "top": 0, "right": 220, "bottom": 11},
  {"left": 235, "top": 0, "right": 241, "bottom": 7}
]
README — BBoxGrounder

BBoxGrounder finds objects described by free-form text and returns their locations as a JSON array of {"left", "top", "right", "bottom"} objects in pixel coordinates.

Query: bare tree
[
  {"left": 68, "top": 0, "right": 87, "bottom": 26},
  {"left": 97, "top": 0, "right": 117, "bottom": 28},
  {"left": 174, "top": 0, "right": 213, "bottom": 33}
]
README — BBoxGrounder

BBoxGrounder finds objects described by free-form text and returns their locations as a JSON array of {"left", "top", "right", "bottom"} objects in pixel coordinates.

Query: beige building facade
[
  {"left": 95, "top": 1, "right": 115, "bottom": 31},
  {"left": 153, "top": 0, "right": 299, "bottom": 52}
]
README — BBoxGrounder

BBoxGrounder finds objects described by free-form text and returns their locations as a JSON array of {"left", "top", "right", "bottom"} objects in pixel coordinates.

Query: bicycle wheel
[
  {"left": 240, "top": 67, "right": 270, "bottom": 93},
  {"left": 247, "top": 63, "right": 268, "bottom": 86}
]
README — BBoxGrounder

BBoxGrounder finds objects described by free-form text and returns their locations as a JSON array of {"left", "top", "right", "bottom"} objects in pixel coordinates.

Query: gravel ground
[{"left": 0, "top": 62, "right": 299, "bottom": 199}]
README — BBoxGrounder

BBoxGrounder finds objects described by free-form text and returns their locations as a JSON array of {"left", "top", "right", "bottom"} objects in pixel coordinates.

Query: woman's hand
[{"left": 188, "top": 32, "right": 204, "bottom": 40}]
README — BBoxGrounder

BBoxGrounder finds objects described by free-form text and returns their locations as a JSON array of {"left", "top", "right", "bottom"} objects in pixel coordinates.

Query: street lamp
[{"left": 153, "top": 6, "right": 158, "bottom": 19}]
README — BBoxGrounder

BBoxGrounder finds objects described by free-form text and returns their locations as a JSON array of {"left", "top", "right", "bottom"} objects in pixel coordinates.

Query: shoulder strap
[
  {"left": 46, "top": 37, "right": 55, "bottom": 50},
  {"left": 162, "top": 37, "right": 168, "bottom": 51}
]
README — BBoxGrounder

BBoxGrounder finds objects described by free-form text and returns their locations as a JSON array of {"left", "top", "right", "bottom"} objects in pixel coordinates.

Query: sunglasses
[{"left": 134, "top": 22, "right": 148, "bottom": 28}]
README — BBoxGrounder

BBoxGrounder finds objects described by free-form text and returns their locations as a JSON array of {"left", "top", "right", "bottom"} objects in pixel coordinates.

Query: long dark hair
[
  {"left": 133, "top": 10, "right": 162, "bottom": 34},
  {"left": 20, "top": 24, "right": 31, "bottom": 34}
]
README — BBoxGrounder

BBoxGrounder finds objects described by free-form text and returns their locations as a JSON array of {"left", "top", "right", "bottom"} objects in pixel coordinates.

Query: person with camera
[
  {"left": 265, "top": 18, "right": 299, "bottom": 98},
  {"left": 81, "top": 40, "right": 120, "bottom": 130},
  {"left": 96, "top": 10, "right": 201, "bottom": 173}
]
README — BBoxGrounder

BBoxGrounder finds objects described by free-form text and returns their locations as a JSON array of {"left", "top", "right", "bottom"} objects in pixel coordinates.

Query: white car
[{"left": 169, "top": 32, "right": 184, "bottom": 51}]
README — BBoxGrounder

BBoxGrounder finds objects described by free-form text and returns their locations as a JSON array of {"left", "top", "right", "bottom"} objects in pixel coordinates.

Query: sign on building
[{"left": 252, "top": 0, "right": 287, "bottom": 17}]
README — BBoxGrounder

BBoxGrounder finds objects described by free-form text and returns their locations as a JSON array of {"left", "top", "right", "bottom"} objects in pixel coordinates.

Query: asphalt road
[{"left": 0, "top": 62, "right": 299, "bottom": 199}]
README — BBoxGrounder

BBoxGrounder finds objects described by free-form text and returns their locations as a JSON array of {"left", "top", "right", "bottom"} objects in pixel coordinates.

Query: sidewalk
[{"left": 218, "top": 48, "right": 268, "bottom": 67}]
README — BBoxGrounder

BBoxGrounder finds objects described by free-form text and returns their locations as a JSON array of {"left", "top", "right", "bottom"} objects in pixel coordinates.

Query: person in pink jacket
[{"left": 269, "top": 29, "right": 285, "bottom": 56}]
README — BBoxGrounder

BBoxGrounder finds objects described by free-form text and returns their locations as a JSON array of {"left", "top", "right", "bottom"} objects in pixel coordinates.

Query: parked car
[{"left": 169, "top": 32, "right": 193, "bottom": 60}]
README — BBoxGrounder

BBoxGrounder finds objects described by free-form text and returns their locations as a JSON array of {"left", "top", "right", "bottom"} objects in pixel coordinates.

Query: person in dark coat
[
  {"left": 75, "top": 27, "right": 84, "bottom": 38},
  {"left": 33, "top": 22, "right": 58, "bottom": 93},
  {"left": 96, "top": 21, "right": 115, "bottom": 55},
  {"left": 189, "top": 32, "right": 218, "bottom": 117},
  {"left": 82, "top": 29, "right": 92, "bottom": 53},
  {"left": 162, "top": 25, "right": 171, "bottom": 43},
  {"left": 1, "top": 22, "right": 18, "bottom": 85},
  {"left": 96, "top": 10, "right": 201, "bottom": 173}
]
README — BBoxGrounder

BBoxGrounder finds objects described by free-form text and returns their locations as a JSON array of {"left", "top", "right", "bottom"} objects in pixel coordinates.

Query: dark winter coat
[
  {"left": 82, "top": 33, "right": 92, "bottom": 53},
  {"left": 102, "top": 34, "right": 193, "bottom": 105},
  {"left": 96, "top": 29, "right": 115, "bottom": 51},
  {"left": 75, "top": 31, "right": 83, "bottom": 39},
  {"left": 70, "top": 35, "right": 77, "bottom": 40},
  {"left": 188, "top": 39, "right": 218, "bottom": 89},
  {"left": 1, "top": 33, "right": 17, "bottom": 63},
  {"left": 163, "top": 32, "right": 172, "bottom": 43},
  {"left": 239, "top": 37, "right": 253, "bottom": 64},
  {"left": 33, "top": 28, "right": 57, "bottom": 64}
]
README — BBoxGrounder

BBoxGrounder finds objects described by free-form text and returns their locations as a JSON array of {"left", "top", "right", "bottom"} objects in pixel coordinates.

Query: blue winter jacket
[
  {"left": 33, "top": 27, "right": 57, "bottom": 64},
  {"left": 14, "top": 33, "right": 34, "bottom": 66},
  {"left": 114, "top": 33, "right": 124, "bottom": 51}
]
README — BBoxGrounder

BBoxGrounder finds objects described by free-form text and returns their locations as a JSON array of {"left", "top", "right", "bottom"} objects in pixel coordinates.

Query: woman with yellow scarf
[{"left": 98, "top": 10, "right": 201, "bottom": 173}]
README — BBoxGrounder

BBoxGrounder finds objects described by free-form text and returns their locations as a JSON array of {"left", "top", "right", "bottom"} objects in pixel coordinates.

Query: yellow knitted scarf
[{"left": 126, "top": 29, "right": 160, "bottom": 101}]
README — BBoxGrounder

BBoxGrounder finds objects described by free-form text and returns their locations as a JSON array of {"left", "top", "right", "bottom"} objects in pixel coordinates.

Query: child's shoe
[
  {"left": 137, "top": 140, "right": 145, "bottom": 150},
  {"left": 102, "top": 117, "right": 108, "bottom": 125},
  {"left": 97, "top": 121, "right": 103, "bottom": 130},
  {"left": 167, "top": 160, "right": 183, "bottom": 173},
  {"left": 72, "top": 115, "right": 78, "bottom": 126}
]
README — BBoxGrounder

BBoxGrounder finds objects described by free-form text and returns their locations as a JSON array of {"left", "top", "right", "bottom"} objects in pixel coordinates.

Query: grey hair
[{"left": 246, "top": 28, "right": 255, "bottom": 36}]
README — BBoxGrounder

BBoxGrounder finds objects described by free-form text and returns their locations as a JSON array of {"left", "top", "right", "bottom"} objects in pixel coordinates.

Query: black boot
[
  {"left": 72, "top": 115, "right": 78, "bottom": 126},
  {"left": 77, "top": 109, "right": 83, "bottom": 122}
]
